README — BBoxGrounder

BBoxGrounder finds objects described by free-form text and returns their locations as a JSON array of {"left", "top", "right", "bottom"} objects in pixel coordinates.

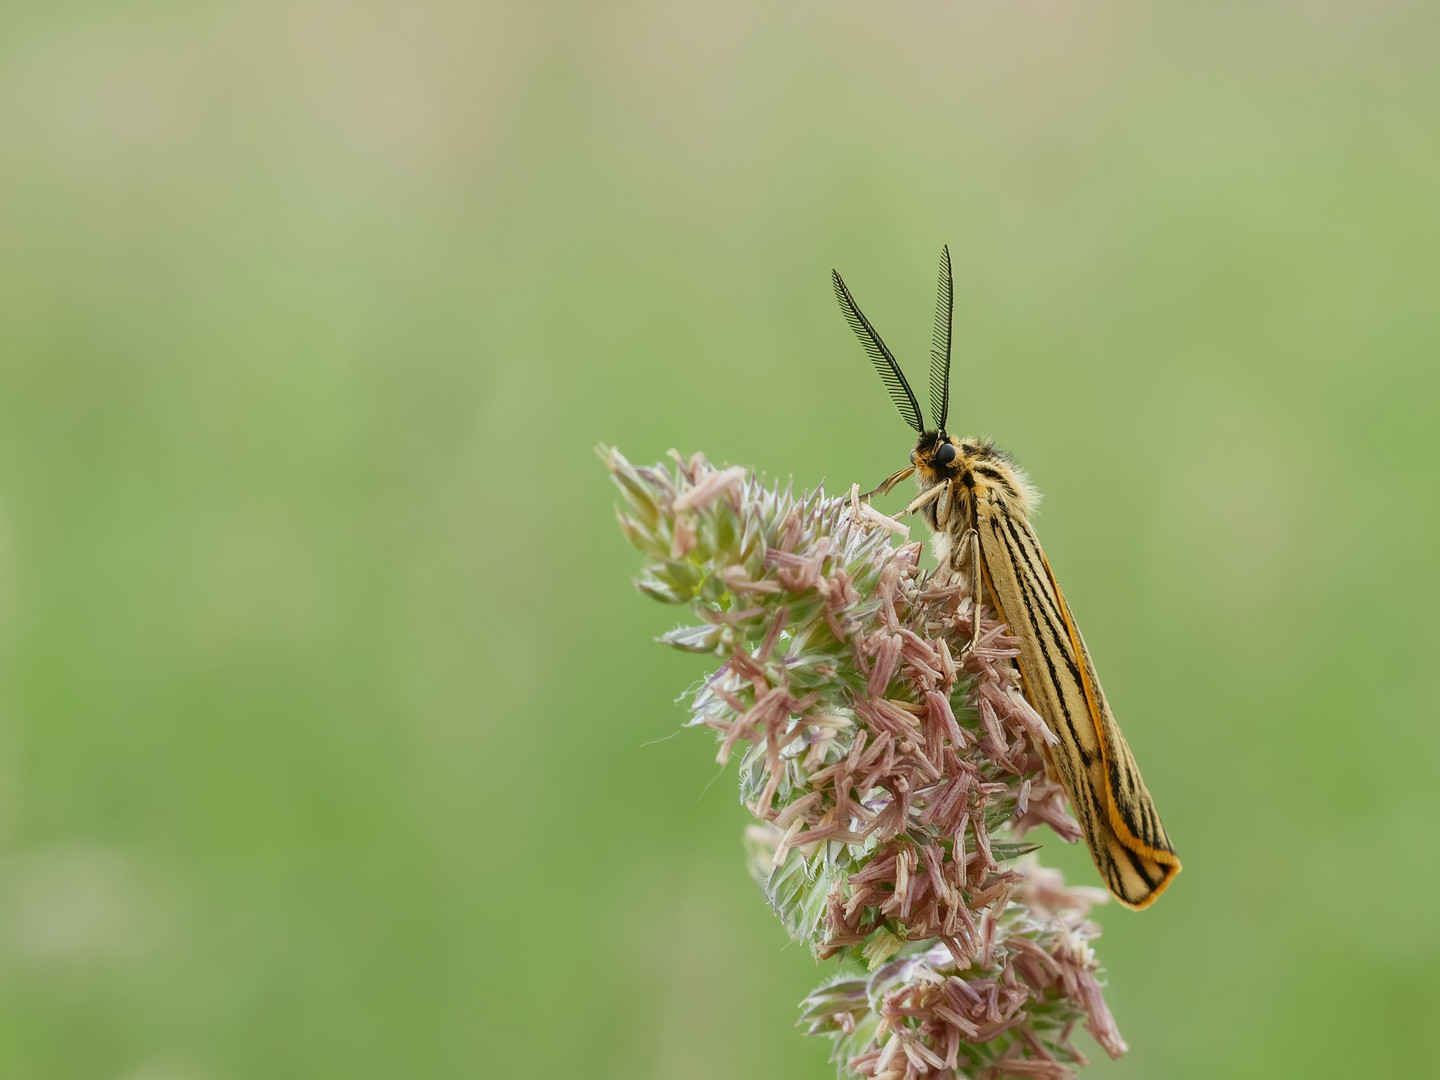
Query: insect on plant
[{"left": 832, "top": 247, "right": 1181, "bottom": 908}]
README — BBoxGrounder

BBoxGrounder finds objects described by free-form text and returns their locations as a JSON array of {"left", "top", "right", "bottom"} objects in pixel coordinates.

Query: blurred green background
[{"left": 1, "top": 2, "right": 1437, "bottom": 1077}]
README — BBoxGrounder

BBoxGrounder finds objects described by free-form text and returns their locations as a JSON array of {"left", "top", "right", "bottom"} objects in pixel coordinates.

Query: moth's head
[{"left": 910, "top": 430, "right": 959, "bottom": 483}]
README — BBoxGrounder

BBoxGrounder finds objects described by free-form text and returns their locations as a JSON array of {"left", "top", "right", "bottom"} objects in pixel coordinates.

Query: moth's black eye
[{"left": 935, "top": 442, "right": 957, "bottom": 466}]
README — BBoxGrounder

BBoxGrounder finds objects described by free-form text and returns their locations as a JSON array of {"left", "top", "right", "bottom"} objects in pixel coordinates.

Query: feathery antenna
[
  {"left": 929, "top": 244, "right": 953, "bottom": 434},
  {"left": 832, "top": 268, "right": 925, "bottom": 433}
]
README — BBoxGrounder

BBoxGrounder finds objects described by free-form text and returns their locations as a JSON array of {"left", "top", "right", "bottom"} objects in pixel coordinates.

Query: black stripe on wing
[
  {"left": 1031, "top": 531, "right": 1178, "bottom": 861},
  {"left": 994, "top": 511, "right": 1074, "bottom": 663}
]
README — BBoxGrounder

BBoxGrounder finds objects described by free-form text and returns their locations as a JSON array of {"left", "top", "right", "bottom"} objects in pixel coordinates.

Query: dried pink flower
[{"left": 607, "top": 447, "right": 1130, "bottom": 1078}]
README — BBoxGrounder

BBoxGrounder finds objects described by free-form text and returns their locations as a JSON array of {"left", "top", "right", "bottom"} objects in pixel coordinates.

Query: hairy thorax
[{"left": 910, "top": 434, "right": 1040, "bottom": 575}]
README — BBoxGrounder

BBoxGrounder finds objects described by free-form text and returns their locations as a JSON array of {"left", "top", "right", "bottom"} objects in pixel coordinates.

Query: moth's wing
[{"left": 976, "top": 495, "right": 1180, "bottom": 909}]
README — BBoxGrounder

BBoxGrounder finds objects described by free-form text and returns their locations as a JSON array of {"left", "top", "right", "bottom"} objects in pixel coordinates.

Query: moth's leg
[
  {"left": 969, "top": 527, "right": 983, "bottom": 653},
  {"left": 862, "top": 464, "right": 915, "bottom": 501},
  {"left": 901, "top": 483, "right": 946, "bottom": 517},
  {"left": 942, "top": 485, "right": 965, "bottom": 576},
  {"left": 935, "top": 480, "right": 952, "bottom": 529},
  {"left": 945, "top": 520, "right": 980, "bottom": 654}
]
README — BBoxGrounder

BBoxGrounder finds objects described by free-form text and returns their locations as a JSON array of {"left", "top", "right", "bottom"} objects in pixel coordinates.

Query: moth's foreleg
[
  {"left": 862, "top": 464, "right": 916, "bottom": 501},
  {"left": 901, "top": 483, "right": 946, "bottom": 517}
]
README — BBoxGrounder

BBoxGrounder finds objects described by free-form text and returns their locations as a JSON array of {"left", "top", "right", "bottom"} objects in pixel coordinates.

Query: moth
[{"left": 832, "top": 247, "right": 1181, "bottom": 908}]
